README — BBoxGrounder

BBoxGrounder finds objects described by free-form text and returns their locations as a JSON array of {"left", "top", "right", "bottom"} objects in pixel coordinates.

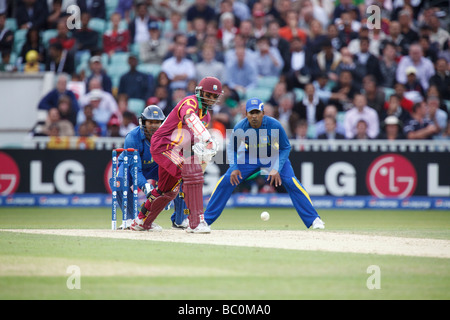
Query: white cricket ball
[{"left": 260, "top": 211, "right": 270, "bottom": 221}]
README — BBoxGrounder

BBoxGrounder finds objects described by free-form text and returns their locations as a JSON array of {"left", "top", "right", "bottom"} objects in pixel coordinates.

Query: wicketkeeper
[{"left": 131, "top": 77, "right": 223, "bottom": 233}]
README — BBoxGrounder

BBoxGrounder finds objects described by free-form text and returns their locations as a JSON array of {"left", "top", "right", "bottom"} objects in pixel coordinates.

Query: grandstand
[{"left": 0, "top": 0, "right": 449, "bottom": 147}]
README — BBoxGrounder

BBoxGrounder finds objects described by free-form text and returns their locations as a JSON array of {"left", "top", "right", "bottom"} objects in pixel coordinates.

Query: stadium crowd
[{"left": 0, "top": 0, "right": 449, "bottom": 148}]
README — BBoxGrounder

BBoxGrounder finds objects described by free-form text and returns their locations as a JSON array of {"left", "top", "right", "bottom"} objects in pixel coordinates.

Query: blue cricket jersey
[
  {"left": 117, "top": 126, "right": 159, "bottom": 189},
  {"left": 227, "top": 116, "right": 291, "bottom": 173}
]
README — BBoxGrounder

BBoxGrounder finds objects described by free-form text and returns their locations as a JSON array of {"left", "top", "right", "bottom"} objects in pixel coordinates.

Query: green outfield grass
[{"left": 0, "top": 207, "right": 449, "bottom": 300}]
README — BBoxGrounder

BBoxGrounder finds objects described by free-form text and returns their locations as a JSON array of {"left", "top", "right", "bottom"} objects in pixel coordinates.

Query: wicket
[{"left": 111, "top": 148, "right": 139, "bottom": 230}]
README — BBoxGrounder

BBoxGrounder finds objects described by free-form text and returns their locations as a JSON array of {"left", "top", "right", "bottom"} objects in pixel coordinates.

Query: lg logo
[{"left": 366, "top": 154, "right": 417, "bottom": 198}]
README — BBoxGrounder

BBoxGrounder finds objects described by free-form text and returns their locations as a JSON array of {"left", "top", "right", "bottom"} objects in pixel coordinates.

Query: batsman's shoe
[
  {"left": 311, "top": 217, "right": 325, "bottom": 229},
  {"left": 147, "top": 222, "right": 163, "bottom": 232},
  {"left": 186, "top": 220, "right": 211, "bottom": 234},
  {"left": 130, "top": 218, "right": 163, "bottom": 232},
  {"left": 172, "top": 218, "right": 189, "bottom": 230},
  {"left": 130, "top": 218, "right": 145, "bottom": 231}
]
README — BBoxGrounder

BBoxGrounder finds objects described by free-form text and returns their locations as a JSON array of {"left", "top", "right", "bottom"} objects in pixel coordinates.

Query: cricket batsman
[
  {"left": 130, "top": 76, "right": 223, "bottom": 233},
  {"left": 203, "top": 98, "right": 325, "bottom": 229},
  {"left": 111, "top": 105, "right": 188, "bottom": 230}
]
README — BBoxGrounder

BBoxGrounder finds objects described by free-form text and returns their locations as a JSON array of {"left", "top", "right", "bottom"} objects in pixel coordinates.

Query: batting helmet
[{"left": 195, "top": 77, "right": 223, "bottom": 110}]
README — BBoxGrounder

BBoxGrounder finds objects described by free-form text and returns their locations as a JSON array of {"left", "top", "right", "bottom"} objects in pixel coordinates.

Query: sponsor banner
[
  {"left": 0, "top": 149, "right": 449, "bottom": 198},
  {"left": 0, "top": 194, "right": 449, "bottom": 210}
]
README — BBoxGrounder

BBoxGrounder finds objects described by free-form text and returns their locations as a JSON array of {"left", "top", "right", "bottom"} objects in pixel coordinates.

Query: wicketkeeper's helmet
[{"left": 139, "top": 105, "right": 165, "bottom": 138}]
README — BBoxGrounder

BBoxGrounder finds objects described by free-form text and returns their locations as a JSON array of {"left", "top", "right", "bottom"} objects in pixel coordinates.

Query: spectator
[
  {"left": 56, "top": 94, "right": 78, "bottom": 127},
  {"left": 293, "top": 82, "right": 326, "bottom": 127},
  {"left": 311, "top": 38, "right": 341, "bottom": 81},
  {"left": 106, "top": 116, "right": 121, "bottom": 137},
  {"left": 314, "top": 104, "right": 346, "bottom": 138},
  {"left": 334, "top": 46, "right": 361, "bottom": 84},
  {"left": 380, "top": 94, "right": 412, "bottom": 126},
  {"left": 363, "top": 75, "right": 385, "bottom": 117},
  {"left": 285, "top": 36, "right": 309, "bottom": 90},
  {"left": 306, "top": 19, "right": 328, "bottom": 58},
  {"left": 429, "top": 58, "right": 450, "bottom": 101},
  {"left": 19, "top": 27, "right": 46, "bottom": 65},
  {"left": 251, "top": 10, "right": 266, "bottom": 39},
  {"left": 419, "top": 34, "right": 438, "bottom": 64},
  {"left": 268, "top": 81, "right": 288, "bottom": 108},
  {"left": 186, "top": 0, "right": 215, "bottom": 31},
  {"left": 277, "top": 92, "right": 296, "bottom": 137},
  {"left": 312, "top": 72, "right": 333, "bottom": 104},
  {"left": 46, "top": 0, "right": 66, "bottom": 30},
  {"left": 77, "top": 103, "right": 102, "bottom": 136},
  {"left": 76, "top": 122, "right": 96, "bottom": 149},
  {"left": 49, "top": 18, "right": 76, "bottom": 51},
  {"left": 336, "top": 11, "right": 359, "bottom": 48},
  {"left": 267, "top": 20, "right": 291, "bottom": 75},
  {"left": 426, "top": 96, "right": 448, "bottom": 138},
  {"left": 38, "top": 74, "right": 79, "bottom": 114},
  {"left": 119, "top": 110, "right": 137, "bottom": 137},
  {"left": 72, "top": 12, "right": 99, "bottom": 53},
  {"left": 404, "top": 102, "right": 440, "bottom": 140},
  {"left": 43, "top": 107, "right": 75, "bottom": 136},
  {"left": 332, "top": 0, "right": 360, "bottom": 23},
  {"left": 116, "top": 0, "right": 133, "bottom": 22},
  {"left": 317, "top": 116, "right": 346, "bottom": 140},
  {"left": 344, "top": 93, "right": 379, "bottom": 139},
  {"left": 139, "top": 21, "right": 168, "bottom": 64},
  {"left": 292, "top": 119, "right": 309, "bottom": 141},
  {"left": 396, "top": 44, "right": 435, "bottom": 91},
  {"left": 15, "top": 0, "right": 48, "bottom": 31},
  {"left": 393, "top": 82, "right": 414, "bottom": 114},
  {"left": 354, "top": 36, "right": 383, "bottom": 85},
  {"left": 129, "top": 2, "right": 152, "bottom": 45},
  {"left": 278, "top": 10, "right": 307, "bottom": 43},
  {"left": 85, "top": 55, "right": 112, "bottom": 93},
  {"left": 398, "top": 9, "right": 419, "bottom": 49},
  {"left": 238, "top": 19, "right": 257, "bottom": 51},
  {"left": 0, "top": 10, "right": 14, "bottom": 55},
  {"left": 254, "top": 36, "right": 284, "bottom": 77},
  {"left": 118, "top": 54, "right": 153, "bottom": 101},
  {"left": 78, "top": 78, "right": 119, "bottom": 126},
  {"left": 103, "top": 12, "right": 129, "bottom": 56},
  {"left": 224, "top": 45, "right": 258, "bottom": 96},
  {"left": 378, "top": 41, "right": 398, "bottom": 89},
  {"left": 427, "top": 12, "right": 449, "bottom": 50},
  {"left": 383, "top": 20, "right": 408, "bottom": 56},
  {"left": 353, "top": 119, "right": 371, "bottom": 140},
  {"left": 403, "top": 66, "right": 425, "bottom": 98},
  {"left": 329, "top": 70, "right": 360, "bottom": 111},
  {"left": 162, "top": 11, "right": 186, "bottom": 43},
  {"left": 46, "top": 123, "right": 70, "bottom": 149},
  {"left": 377, "top": 116, "right": 406, "bottom": 140},
  {"left": 186, "top": 16, "right": 207, "bottom": 61},
  {"left": 77, "top": 0, "right": 105, "bottom": 20},
  {"left": 161, "top": 43, "right": 196, "bottom": 90},
  {"left": 195, "top": 44, "right": 225, "bottom": 82}
]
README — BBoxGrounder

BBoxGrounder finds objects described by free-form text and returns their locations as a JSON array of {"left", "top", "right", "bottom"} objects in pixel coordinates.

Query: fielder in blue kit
[
  {"left": 204, "top": 98, "right": 325, "bottom": 229},
  {"left": 110, "top": 105, "right": 188, "bottom": 229}
]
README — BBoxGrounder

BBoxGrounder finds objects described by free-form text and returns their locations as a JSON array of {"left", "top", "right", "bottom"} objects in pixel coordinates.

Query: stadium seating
[
  {"left": 41, "top": 29, "right": 58, "bottom": 48},
  {"left": 136, "top": 63, "right": 161, "bottom": 78},
  {"left": 13, "top": 29, "right": 27, "bottom": 55},
  {"left": 257, "top": 76, "right": 279, "bottom": 90},
  {"left": 245, "top": 87, "right": 272, "bottom": 102},
  {"left": 127, "top": 98, "right": 146, "bottom": 117}
]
